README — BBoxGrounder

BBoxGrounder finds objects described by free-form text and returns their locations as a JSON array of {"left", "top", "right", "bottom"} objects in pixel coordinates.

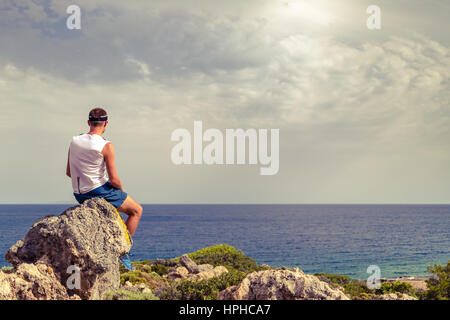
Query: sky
[{"left": 0, "top": 0, "right": 449, "bottom": 204}]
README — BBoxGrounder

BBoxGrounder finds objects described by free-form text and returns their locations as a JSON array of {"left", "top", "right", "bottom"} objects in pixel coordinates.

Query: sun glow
[{"left": 280, "top": 1, "right": 335, "bottom": 26}]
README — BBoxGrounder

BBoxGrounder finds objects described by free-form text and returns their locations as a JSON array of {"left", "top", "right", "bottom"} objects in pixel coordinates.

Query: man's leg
[{"left": 117, "top": 195, "right": 143, "bottom": 237}]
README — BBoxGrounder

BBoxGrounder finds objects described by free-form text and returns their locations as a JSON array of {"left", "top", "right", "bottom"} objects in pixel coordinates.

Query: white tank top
[{"left": 69, "top": 133, "right": 110, "bottom": 194}]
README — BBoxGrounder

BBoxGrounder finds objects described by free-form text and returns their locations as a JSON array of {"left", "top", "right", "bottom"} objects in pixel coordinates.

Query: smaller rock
[
  {"left": 154, "top": 259, "right": 167, "bottom": 265},
  {"left": 186, "top": 266, "right": 228, "bottom": 282},
  {"left": 153, "top": 258, "right": 179, "bottom": 267},
  {"left": 167, "top": 266, "right": 176, "bottom": 273},
  {"left": 153, "top": 259, "right": 178, "bottom": 267},
  {"left": 166, "top": 266, "right": 189, "bottom": 280},
  {"left": 176, "top": 266, "right": 189, "bottom": 276},
  {"left": 179, "top": 255, "right": 199, "bottom": 273},
  {"left": 197, "top": 264, "right": 214, "bottom": 273}
]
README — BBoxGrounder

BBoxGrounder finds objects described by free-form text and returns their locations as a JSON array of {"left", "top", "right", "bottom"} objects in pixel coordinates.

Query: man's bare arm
[
  {"left": 102, "top": 142, "right": 124, "bottom": 190},
  {"left": 66, "top": 150, "right": 71, "bottom": 178}
]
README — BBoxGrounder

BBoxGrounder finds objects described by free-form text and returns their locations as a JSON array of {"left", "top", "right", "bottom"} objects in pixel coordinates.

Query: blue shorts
[{"left": 74, "top": 181, "right": 128, "bottom": 208}]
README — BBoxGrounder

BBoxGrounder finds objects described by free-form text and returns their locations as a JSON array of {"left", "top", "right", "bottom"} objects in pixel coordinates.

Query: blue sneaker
[{"left": 119, "top": 253, "right": 135, "bottom": 271}]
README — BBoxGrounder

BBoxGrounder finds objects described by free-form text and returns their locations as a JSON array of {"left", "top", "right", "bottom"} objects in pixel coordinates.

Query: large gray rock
[
  {"left": 4, "top": 198, "right": 131, "bottom": 300},
  {"left": 179, "top": 254, "right": 199, "bottom": 273},
  {"left": 218, "top": 269, "right": 350, "bottom": 300}
]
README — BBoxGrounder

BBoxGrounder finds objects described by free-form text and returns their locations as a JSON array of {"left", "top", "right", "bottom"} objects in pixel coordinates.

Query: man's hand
[{"left": 102, "top": 142, "right": 124, "bottom": 190}]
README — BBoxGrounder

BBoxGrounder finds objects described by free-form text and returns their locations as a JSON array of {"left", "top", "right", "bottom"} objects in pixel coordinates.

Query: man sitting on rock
[{"left": 66, "top": 107, "right": 142, "bottom": 271}]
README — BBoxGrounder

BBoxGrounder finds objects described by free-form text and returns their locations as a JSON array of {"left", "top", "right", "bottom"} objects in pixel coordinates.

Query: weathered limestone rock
[
  {"left": 0, "top": 263, "right": 79, "bottom": 300},
  {"left": 4, "top": 198, "right": 131, "bottom": 300},
  {"left": 165, "top": 263, "right": 228, "bottom": 282},
  {"left": 197, "top": 264, "right": 214, "bottom": 273},
  {"left": 179, "top": 254, "right": 199, "bottom": 273},
  {"left": 186, "top": 266, "right": 228, "bottom": 282},
  {"left": 218, "top": 269, "right": 350, "bottom": 300},
  {"left": 167, "top": 266, "right": 189, "bottom": 280}
]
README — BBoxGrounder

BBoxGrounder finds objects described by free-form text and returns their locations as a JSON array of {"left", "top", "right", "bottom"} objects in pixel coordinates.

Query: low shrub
[
  {"left": 423, "top": 261, "right": 450, "bottom": 300},
  {"left": 376, "top": 281, "right": 416, "bottom": 297},
  {"left": 187, "top": 244, "right": 262, "bottom": 274},
  {"left": 120, "top": 269, "right": 166, "bottom": 290},
  {"left": 159, "top": 269, "right": 246, "bottom": 300},
  {"left": 315, "top": 273, "right": 351, "bottom": 286},
  {"left": 0, "top": 266, "right": 14, "bottom": 274},
  {"left": 120, "top": 270, "right": 147, "bottom": 285},
  {"left": 150, "top": 264, "right": 169, "bottom": 276},
  {"left": 102, "top": 288, "right": 159, "bottom": 300}
]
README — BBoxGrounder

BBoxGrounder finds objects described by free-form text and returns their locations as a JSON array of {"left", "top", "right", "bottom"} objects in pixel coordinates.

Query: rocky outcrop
[
  {"left": 0, "top": 263, "right": 78, "bottom": 300},
  {"left": 218, "top": 268, "right": 349, "bottom": 300},
  {"left": 2, "top": 198, "right": 131, "bottom": 300}
]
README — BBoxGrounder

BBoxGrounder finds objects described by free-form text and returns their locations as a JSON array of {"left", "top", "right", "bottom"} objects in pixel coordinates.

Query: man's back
[
  {"left": 69, "top": 133, "right": 109, "bottom": 194},
  {"left": 66, "top": 107, "right": 142, "bottom": 259}
]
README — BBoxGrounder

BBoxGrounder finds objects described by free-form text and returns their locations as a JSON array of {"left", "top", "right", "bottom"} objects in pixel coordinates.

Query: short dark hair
[{"left": 88, "top": 108, "right": 108, "bottom": 127}]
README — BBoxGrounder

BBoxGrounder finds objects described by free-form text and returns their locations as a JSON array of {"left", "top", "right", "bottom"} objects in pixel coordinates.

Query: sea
[{"left": 0, "top": 204, "right": 448, "bottom": 280}]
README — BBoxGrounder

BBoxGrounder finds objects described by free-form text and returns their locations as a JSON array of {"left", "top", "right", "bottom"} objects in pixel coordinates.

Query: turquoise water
[{"left": 0, "top": 204, "right": 448, "bottom": 279}]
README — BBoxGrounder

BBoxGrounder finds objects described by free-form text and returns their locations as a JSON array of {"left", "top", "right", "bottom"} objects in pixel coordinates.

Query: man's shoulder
[
  {"left": 72, "top": 133, "right": 86, "bottom": 139},
  {"left": 103, "top": 141, "right": 113, "bottom": 149}
]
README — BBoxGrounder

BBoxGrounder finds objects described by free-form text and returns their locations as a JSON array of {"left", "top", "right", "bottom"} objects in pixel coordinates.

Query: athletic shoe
[{"left": 119, "top": 253, "right": 135, "bottom": 271}]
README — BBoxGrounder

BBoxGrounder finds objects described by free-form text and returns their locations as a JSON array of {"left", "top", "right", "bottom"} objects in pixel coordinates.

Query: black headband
[{"left": 89, "top": 116, "right": 108, "bottom": 121}]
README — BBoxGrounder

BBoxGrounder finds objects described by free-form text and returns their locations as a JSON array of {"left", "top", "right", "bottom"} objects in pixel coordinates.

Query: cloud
[
  {"left": 0, "top": 0, "right": 449, "bottom": 203},
  {"left": 0, "top": 0, "right": 275, "bottom": 83}
]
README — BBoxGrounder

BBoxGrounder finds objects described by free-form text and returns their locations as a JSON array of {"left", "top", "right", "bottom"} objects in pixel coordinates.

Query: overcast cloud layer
[{"left": 0, "top": 0, "right": 449, "bottom": 204}]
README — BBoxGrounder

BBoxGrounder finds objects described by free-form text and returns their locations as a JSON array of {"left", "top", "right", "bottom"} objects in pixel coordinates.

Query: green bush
[
  {"left": 376, "top": 281, "right": 416, "bottom": 296},
  {"left": 150, "top": 264, "right": 169, "bottom": 276},
  {"left": 120, "top": 270, "right": 147, "bottom": 285},
  {"left": 0, "top": 266, "right": 14, "bottom": 274},
  {"left": 120, "top": 269, "right": 167, "bottom": 290},
  {"left": 102, "top": 288, "right": 159, "bottom": 300},
  {"left": 123, "top": 260, "right": 169, "bottom": 277},
  {"left": 423, "top": 261, "right": 450, "bottom": 300},
  {"left": 315, "top": 273, "right": 351, "bottom": 286},
  {"left": 342, "top": 280, "right": 374, "bottom": 299},
  {"left": 187, "top": 244, "right": 262, "bottom": 274},
  {"left": 159, "top": 269, "right": 246, "bottom": 300}
]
